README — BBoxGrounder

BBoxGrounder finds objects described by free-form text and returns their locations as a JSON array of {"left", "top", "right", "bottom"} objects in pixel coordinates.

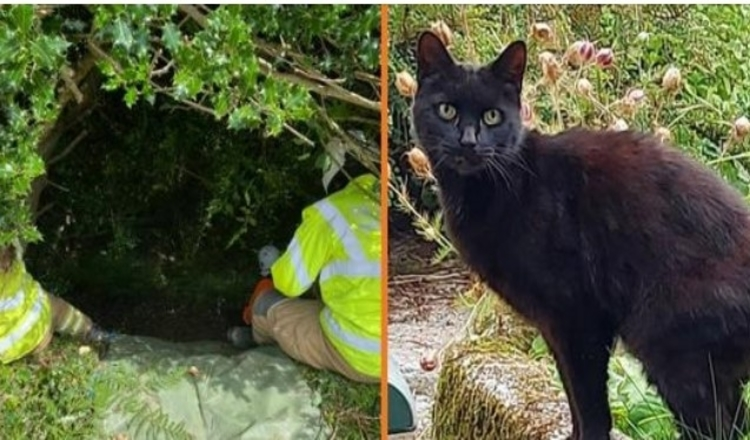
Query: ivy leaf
[
  {"left": 161, "top": 22, "right": 180, "bottom": 54},
  {"left": 11, "top": 6, "right": 34, "bottom": 38},
  {"left": 111, "top": 18, "right": 134, "bottom": 51},
  {"left": 264, "top": 110, "right": 284, "bottom": 137},
  {"left": 227, "top": 104, "right": 261, "bottom": 130},
  {"left": 172, "top": 69, "right": 203, "bottom": 100},
  {"left": 213, "top": 92, "right": 232, "bottom": 118},
  {"left": 124, "top": 87, "right": 138, "bottom": 108},
  {"left": 0, "top": 35, "right": 20, "bottom": 67},
  {"left": 29, "top": 36, "right": 69, "bottom": 68}
]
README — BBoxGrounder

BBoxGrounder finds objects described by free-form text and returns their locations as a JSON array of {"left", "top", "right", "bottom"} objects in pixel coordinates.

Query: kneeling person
[
  {"left": 0, "top": 241, "right": 110, "bottom": 365},
  {"left": 230, "top": 174, "right": 381, "bottom": 384}
]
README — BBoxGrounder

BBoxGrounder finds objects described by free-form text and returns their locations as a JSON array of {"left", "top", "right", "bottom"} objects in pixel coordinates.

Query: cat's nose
[{"left": 460, "top": 127, "right": 477, "bottom": 148}]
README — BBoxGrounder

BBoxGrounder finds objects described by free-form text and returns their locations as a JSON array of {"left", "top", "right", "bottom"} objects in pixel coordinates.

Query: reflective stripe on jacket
[
  {"left": 271, "top": 173, "right": 381, "bottom": 378},
  {"left": 0, "top": 260, "right": 52, "bottom": 364}
]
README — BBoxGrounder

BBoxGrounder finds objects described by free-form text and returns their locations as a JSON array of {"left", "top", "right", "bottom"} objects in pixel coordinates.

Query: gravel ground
[
  {"left": 389, "top": 293, "right": 470, "bottom": 438},
  {"left": 388, "top": 229, "right": 474, "bottom": 439}
]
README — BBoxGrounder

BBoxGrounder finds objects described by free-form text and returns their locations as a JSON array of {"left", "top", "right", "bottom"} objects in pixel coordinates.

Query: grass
[
  {"left": 0, "top": 336, "right": 380, "bottom": 440},
  {"left": 0, "top": 338, "right": 105, "bottom": 439},
  {"left": 303, "top": 368, "right": 381, "bottom": 440}
]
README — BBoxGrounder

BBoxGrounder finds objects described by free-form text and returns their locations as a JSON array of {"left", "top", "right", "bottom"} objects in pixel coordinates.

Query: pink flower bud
[
  {"left": 405, "top": 147, "right": 432, "bottom": 179},
  {"left": 531, "top": 22, "right": 554, "bottom": 43},
  {"left": 420, "top": 351, "right": 438, "bottom": 372},
  {"left": 733, "top": 116, "right": 750, "bottom": 140},
  {"left": 538, "top": 51, "right": 561, "bottom": 84},
  {"left": 662, "top": 67, "right": 682, "bottom": 92},
  {"left": 596, "top": 48, "right": 614, "bottom": 68},
  {"left": 627, "top": 88, "right": 645, "bottom": 103},
  {"left": 566, "top": 40, "right": 596, "bottom": 67},
  {"left": 395, "top": 71, "right": 417, "bottom": 98}
]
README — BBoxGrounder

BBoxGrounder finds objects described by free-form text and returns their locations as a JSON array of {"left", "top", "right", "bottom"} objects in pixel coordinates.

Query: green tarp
[{"left": 94, "top": 335, "right": 331, "bottom": 440}]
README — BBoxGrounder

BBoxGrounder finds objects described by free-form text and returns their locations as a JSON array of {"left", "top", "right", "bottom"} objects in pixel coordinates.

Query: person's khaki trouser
[
  {"left": 252, "top": 298, "right": 378, "bottom": 384},
  {"left": 33, "top": 293, "right": 94, "bottom": 354}
]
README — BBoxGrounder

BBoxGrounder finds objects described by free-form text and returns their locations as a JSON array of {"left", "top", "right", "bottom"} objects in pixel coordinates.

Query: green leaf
[
  {"left": 124, "top": 87, "right": 138, "bottom": 108},
  {"left": 161, "top": 22, "right": 180, "bottom": 53},
  {"left": 227, "top": 104, "right": 261, "bottom": 130},
  {"left": 29, "top": 36, "right": 69, "bottom": 68},
  {"left": 172, "top": 69, "right": 203, "bottom": 100},
  {"left": 11, "top": 5, "right": 34, "bottom": 37},
  {"left": 111, "top": 18, "right": 134, "bottom": 51}
]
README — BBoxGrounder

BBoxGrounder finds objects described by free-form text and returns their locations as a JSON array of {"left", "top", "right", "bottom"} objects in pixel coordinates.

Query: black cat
[{"left": 411, "top": 30, "right": 750, "bottom": 440}]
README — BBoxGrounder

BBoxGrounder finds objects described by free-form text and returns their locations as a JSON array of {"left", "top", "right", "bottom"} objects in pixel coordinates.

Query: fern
[{"left": 91, "top": 362, "right": 193, "bottom": 440}]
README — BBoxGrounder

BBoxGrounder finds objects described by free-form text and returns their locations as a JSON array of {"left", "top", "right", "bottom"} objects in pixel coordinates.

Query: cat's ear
[
  {"left": 490, "top": 40, "right": 527, "bottom": 88},
  {"left": 416, "top": 31, "right": 455, "bottom": 81}
]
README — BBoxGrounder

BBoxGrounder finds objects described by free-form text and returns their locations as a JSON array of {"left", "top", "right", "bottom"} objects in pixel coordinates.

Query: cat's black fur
[{"left": 412, "top": 31, "right": 750, "bottom": 440}]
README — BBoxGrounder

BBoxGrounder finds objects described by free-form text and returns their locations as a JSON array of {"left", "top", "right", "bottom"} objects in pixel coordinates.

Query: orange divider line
[{"left": 379, "top": 4, "right": 390, "bottom": 440}]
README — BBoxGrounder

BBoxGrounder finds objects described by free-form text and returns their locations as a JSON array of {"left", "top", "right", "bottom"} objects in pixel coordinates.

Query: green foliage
[
  {"left": 2, "top": 6, "right": 380, "bottom": 438},
  {"left": 608, "top": 355, "right": 676, "bottom": 440},
  {"left": 93, "top": 361, "right": 192, "bottom": 440},
  {"left": 0, "top": 4, "right": 380, "bottom": 250},
  {"left": 0, "top": 339, "right": 104, "bottom": 439},
  {"left": 0, "top": 6, "right": 68, "bottom": 245},
  {"left": 304, "top": 367, "right": 381, "bottom": 439},
  {"left": 37, "top": 96, "right": 322, "bottom": 267},
  {"left": 389, "top": 5, "right": 750, "bottom": 243}
]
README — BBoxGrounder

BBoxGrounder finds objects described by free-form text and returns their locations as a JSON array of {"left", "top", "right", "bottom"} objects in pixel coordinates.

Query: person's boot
[
  {"left": 227, "top": 326, "right": 257, "bottom": 349},
  {"left": 84, "top": 324, "right": 114, "bottom": 344},
  {"left": 83, "top": 324, "right": 116, "bottom": 358},
  {"left": 229, "top": 277, "right": 276, "bottom": 349},
  {"left": 228, "top": 244, "right": 283, "bottom": 350}
]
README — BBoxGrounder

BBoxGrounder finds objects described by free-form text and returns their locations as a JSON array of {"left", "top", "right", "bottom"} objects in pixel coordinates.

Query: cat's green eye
[
  {"left": 438, "top": 103, "right": 457, "bottom": 120},
  {"left": 483, "top": 109, "right": 502, "bottom": 126}
]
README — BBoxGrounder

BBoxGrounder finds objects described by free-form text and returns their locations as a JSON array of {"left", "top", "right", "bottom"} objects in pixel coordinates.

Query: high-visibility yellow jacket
[
  {"left": 271, "top": 173, "right": 381, "bottom": 378},
  {"left": 0, "top": 259, "right": 52, "bottom": 364}
]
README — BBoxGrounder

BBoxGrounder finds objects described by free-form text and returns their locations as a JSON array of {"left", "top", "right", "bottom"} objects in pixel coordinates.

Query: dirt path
[{"left": 388, "top": 229, "right": 474, "bottom": 438}]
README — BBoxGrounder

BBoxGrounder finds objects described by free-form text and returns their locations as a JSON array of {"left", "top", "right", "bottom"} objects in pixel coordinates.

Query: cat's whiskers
[
  {"left": 481, "top": 156, "right": 502, "bottom": 189},
  {"left": 505, "top": 148, "right": 536, "bottom": 178},
  {"left": 430, "top": 147, "right": 451, "bottom": 174},
  {"left": 432, "top": 156, "right": 449, "bottom": 176},
  {"left": 485, "top": 154, "right": 515, "bottom": 195}
]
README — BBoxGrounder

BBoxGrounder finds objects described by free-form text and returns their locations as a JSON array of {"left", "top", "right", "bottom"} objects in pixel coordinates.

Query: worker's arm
[{"left": 271, "top": 205, "right": 331, "bottom": 298}]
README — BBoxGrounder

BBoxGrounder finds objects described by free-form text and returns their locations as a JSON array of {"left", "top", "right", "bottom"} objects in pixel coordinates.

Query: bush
[{"left": 1, "top": 5, "right": 381, "bottom": 252}]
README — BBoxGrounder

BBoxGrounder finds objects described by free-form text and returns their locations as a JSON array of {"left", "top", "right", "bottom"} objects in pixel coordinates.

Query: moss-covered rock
[
  {"left": 434, "top": 341, "right": 571, "bottom": 439},
  {"left": 433, "top": 293, "right": 632, "bottom": 440},
  {"left": 433, "top": 295, "right": 570, "bottom": 440}
]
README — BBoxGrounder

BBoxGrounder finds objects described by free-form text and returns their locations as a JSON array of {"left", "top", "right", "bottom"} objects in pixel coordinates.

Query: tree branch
[
  {"left": 179, "top": 4, "right": 207, "bottom": 27},
  {"left": 34, "top": 202, "right": 55, "bottom": 221},
  {"left": 48, "top": 130, "right": 89, "bottom": 166},
  {"left": 59, "top": 66, "right": 84, "bottom": 104},
  {"left": 177, "top": 4, "right": 380, "bottom": 112}
]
